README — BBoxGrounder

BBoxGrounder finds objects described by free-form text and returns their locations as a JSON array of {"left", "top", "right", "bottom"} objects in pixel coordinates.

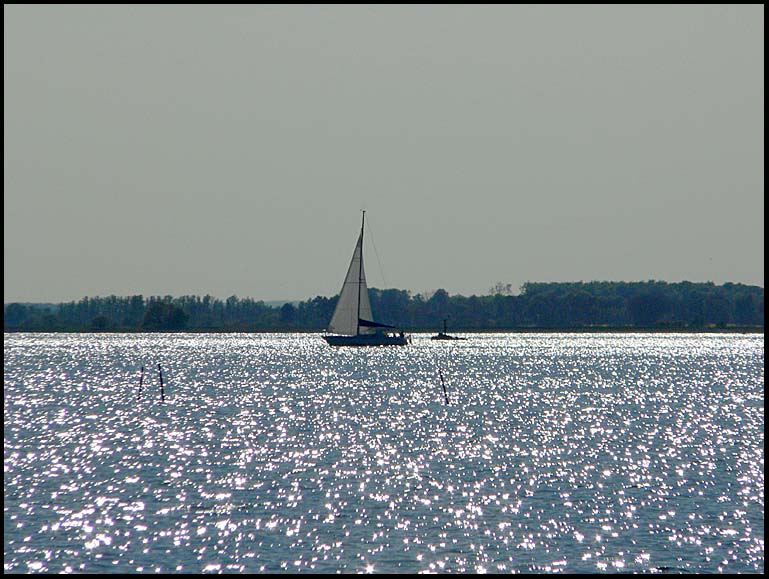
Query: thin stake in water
[
  {"left": 137, "top": 365, "right": 145, "bottom": 400},
  {"left": 158, "top": 363, "right": 165, "bottom": 402},
  {"left": 439, "top": 368, "right": 449, "bottom": 405}
]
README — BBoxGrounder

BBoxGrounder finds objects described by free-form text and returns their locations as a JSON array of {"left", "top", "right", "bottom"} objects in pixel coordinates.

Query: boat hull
[{"left": 324, "top": 334, "right": 408, "bottom": 347}]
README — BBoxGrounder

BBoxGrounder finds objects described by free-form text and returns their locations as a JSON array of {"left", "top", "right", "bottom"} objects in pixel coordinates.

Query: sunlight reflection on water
[{"left": 4, "top": 332, "right": 764, "bottom": 573}]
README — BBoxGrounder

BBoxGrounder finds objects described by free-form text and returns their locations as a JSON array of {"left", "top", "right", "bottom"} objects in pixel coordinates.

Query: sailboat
[{"left": 323, "top": 212, "right": 408, "bottom": 346}]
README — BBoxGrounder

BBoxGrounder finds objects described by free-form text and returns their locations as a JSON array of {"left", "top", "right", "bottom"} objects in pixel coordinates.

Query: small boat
[
  {"left": 323, "top": 212, "right": 408, "bottom": 347},
  {"left": 431, "top": 318, "right": 466, "bottom": 341}
]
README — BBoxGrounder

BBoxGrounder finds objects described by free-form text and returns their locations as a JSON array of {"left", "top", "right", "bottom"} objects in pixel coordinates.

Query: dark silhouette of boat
[{"left": 431, "top": 319, "right": 466, "bottom": 341}]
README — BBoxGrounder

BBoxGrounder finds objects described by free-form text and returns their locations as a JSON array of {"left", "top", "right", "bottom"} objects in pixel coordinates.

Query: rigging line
[{"left": 365, "top": 217, "right": 388, "bottom": 290}]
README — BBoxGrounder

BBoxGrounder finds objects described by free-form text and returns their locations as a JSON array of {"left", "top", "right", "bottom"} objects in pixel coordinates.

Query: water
[{"left": 4, "top": 332, "right": 764, "bottom": 573}]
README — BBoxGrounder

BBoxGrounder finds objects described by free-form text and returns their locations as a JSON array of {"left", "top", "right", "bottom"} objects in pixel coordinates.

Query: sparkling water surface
[{"left": 4, "top": 332, "right": 764, "bottom": 573}]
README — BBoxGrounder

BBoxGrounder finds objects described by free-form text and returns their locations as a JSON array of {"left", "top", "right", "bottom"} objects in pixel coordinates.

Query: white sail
[{"left": 328, "top": 229, "right": 375, "bottom": 335}]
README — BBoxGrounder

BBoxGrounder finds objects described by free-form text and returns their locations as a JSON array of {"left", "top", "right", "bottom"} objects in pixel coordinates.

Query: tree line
[{"left": 3, "top": 281, "right": 764, "bottom": 332}]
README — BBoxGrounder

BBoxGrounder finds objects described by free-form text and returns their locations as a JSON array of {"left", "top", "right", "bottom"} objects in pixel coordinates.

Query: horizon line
[{"left": 4, "top": 279, "right": 764, "bottom": 306}]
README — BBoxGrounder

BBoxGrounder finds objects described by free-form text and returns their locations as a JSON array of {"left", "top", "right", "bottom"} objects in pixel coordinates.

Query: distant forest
[{"left": 4, "top": 281, "right": 763, "bottom": 333}]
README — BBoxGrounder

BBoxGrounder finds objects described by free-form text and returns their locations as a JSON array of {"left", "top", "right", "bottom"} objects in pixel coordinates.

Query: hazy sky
[{"left": 4, "top": 5, "right": 764, "bottom": 303}]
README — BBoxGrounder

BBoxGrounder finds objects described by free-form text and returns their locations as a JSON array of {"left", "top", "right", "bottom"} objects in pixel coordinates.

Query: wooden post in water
[
  {"left": 158, "top": 363, "right": 165, "bottom": 402},
  {"left": 439, "top": 368, "right": 449, "bottom": 405},
  {"left": 137, "top": 365, "right": 145, "bottom": 400}
]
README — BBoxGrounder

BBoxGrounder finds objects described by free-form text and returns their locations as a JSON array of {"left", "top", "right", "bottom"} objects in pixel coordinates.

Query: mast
[{"left": 357, "top": 210, "right": 365, "bottom": 336}]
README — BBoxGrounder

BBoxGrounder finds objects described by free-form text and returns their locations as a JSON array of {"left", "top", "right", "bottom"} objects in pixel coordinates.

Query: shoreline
[{"left": 4, "top": 327, "right": 764, "bottom": 335}]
